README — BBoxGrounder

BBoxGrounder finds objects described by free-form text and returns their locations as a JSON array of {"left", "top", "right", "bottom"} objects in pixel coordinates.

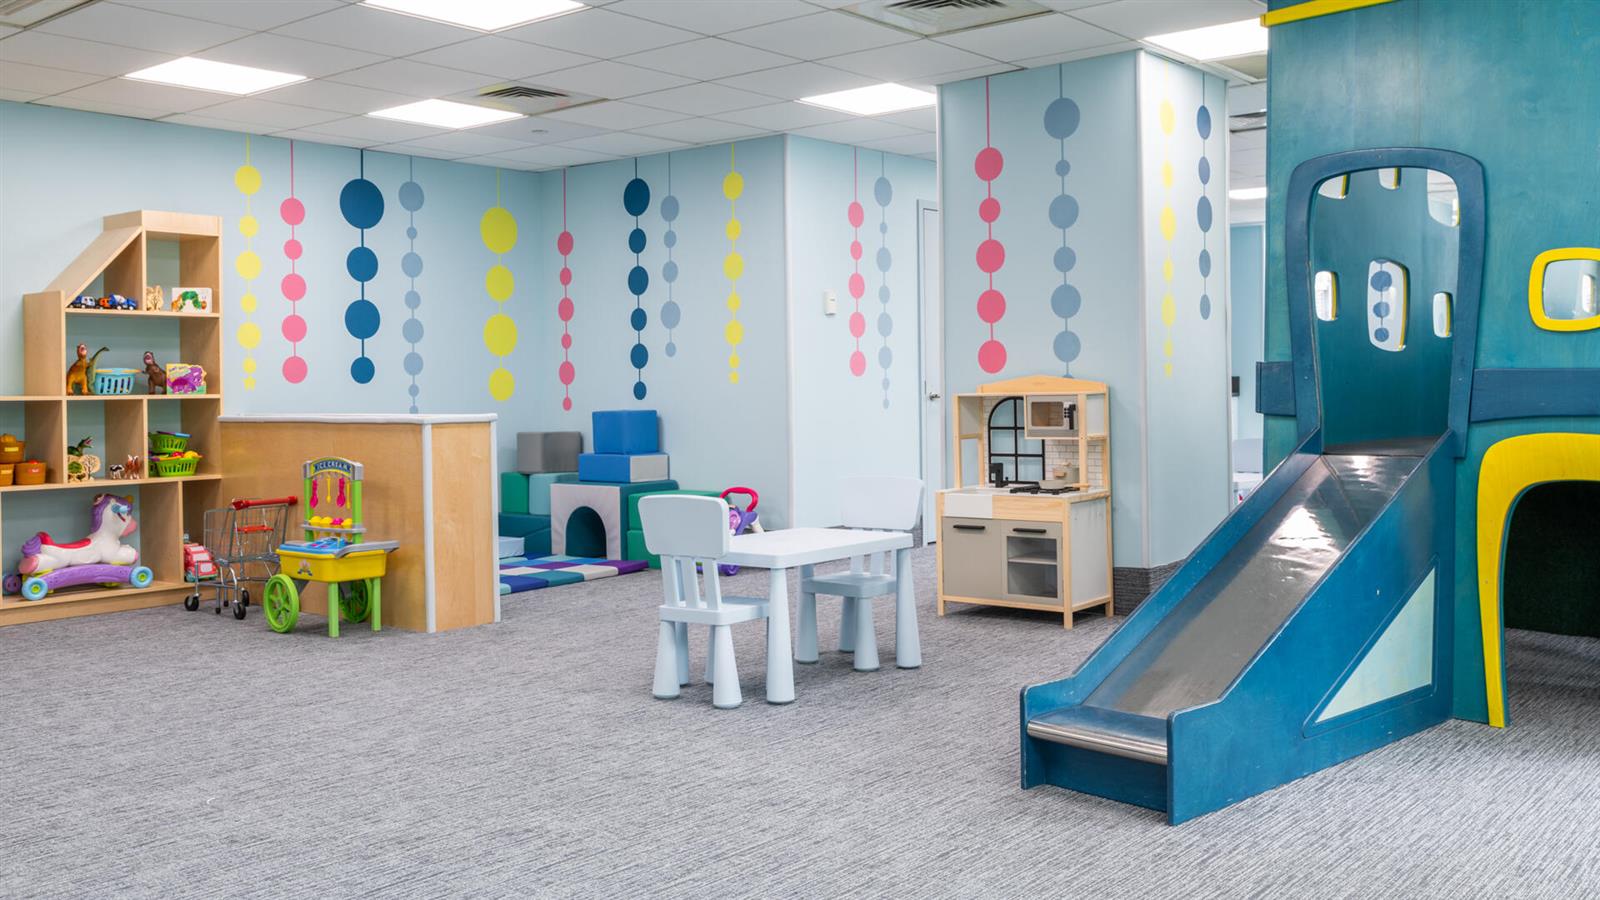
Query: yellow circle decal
[
  {"left": 239, "top": 214, "right": 259, "bottom": 238},
  {"left": 485, "top": 264, "right": 515, "bottom": 301},
  {"left": 1160, "top": 162, "right": 1173, "bottom": 188},
  {"left": 237, "top": 322, "right": 261, "bottom": 349},
  {"left": 488, "top": 366, "right": 515, "bottom": 401},
  {"left": 243, "top": 357, "right": 258, "bottom": 374},
  {"left": 481, "top": 206, "right": 518, "bottom": 255},
  {"left": 239, "top": 292, "right": 258, "bottom": 313},
  {"left": 726, "top": 291, "right": 741, "bottom": 312},
  {"left": 234, "top": 164, "right": 262, "bottom": 196},
  {"left": 1159, "top": 101, "right": 1175, "bottom": 135},
  {"left": 723, "top": 251, "right": 744, "bottom": 282},
  {"left": 1161, "top": 293, "right": 1176, "bottom": 327},
  {"left": 726, "top": 217, "right": 742, "bottom": 242},
  {"left": 1163, "top": 338, "right": 1174, "bottom": 358},
  {"left": 483, "top": 313, "right": 518, "bottom": 357},
  {"left": 1159, "top": 206, "right": 1176, "bottom": 242},
  {"left": 725, "top": 319, "right": 744, "bottom": 347},
  {"left": 235, "top": 250, "right": 262, "bottom": 281},
  {"left": 244, "top": 376, "right": 257, "bottom": 390},
  {"left": 723, "top": 171, "right": 744, "bottom": 201}
]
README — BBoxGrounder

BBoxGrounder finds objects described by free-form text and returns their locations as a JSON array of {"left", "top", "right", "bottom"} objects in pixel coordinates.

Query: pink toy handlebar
[{"left": 721, "top": 486, "right": 758, "bottom": 512}]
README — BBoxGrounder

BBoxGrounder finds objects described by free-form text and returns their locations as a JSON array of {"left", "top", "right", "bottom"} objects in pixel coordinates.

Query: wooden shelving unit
[{"left": 1, "top": 210, "right": 226, "bottom": 626}]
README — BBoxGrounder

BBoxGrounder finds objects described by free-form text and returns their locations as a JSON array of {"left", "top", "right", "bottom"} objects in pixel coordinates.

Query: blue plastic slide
[{"left": 1020, "top": 432, "right": 1455, "bottom": 823}]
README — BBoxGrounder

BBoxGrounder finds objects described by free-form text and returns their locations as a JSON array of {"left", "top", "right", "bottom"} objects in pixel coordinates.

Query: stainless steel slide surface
[{"left": 1084, "top": 445, "right": 1427, "bottom": 719}]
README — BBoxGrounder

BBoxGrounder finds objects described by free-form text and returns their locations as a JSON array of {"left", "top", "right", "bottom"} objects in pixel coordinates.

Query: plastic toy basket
[
  {"left": 148, "top": 431, "right": 190, "bottom": 454},
  {"left": 92, "top": 368, "right": 137, "bottom": 395},
  {"left": 152, "top": 455, "right": 200, "bottom": 478}
]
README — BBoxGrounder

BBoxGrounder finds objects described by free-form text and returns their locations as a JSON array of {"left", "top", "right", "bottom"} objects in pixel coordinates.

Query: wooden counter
[{"left": 220, "top": 414, "right": 498, "bottom": 633}]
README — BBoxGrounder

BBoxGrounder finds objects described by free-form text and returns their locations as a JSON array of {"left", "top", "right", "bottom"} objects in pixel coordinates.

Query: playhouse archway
[{"left": 1476, "top": 432, "right": 1600, "bottom": 727}]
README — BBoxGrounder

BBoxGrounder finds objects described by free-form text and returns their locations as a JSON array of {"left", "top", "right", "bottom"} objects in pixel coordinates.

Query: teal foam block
[
  {"left": 498, "top": 513, "right": 551, "bottom": 538},
  {"left": 527, "top": 472, "right": 577, "bottom": 516},
  {"left": 500, "top": 472, "right": 531, "bottom": 515},
  {"left": 523, "top": 528, "right": 551, "bottom": 557}
]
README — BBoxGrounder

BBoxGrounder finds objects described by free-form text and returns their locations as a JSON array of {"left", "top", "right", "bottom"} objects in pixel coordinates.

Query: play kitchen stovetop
[{"left": 1006, "top": 482, "right": 1080, "bottom": 495}]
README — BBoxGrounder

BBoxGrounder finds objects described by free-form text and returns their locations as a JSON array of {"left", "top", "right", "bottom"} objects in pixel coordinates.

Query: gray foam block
[{"left": 517, "top": 431, "right": 583, "bottom": 474}]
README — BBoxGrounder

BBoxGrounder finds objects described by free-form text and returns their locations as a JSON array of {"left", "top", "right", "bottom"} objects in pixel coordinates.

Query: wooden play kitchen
[
  {"left": 1, "top": 210, "right": 225, "bottom": 626},
  {"left": 936, "top": 375, "right": 1114, "bottom": 628}
]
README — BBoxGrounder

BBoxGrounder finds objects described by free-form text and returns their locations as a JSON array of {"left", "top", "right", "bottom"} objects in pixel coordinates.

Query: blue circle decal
[
  {"left": 398, "top": 180, "right": 424, "bottom": 212},
  {"left": 623, "top": 177, "right": 650, "bottom": 216},
  {"left": 1044, "top": 97, "right": 1081, "bottom": 140},
  {"left": 340, "top": 178, "right": 383, "bottom": 229},
  {"left": 345, "top": 298, "right": 380, "bottom": 340},
  {"left": 350, "top": 356, "right": 375, "bottom": 384},
  {"left": 346, "top": 246, "right": 378, "bottom": 282},
  {"left": 628, "top": 265, "right": 649, "bottom": 296}
]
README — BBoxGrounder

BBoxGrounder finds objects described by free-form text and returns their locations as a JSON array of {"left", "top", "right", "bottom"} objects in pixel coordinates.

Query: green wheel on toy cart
[
  {"left": 262, "top": 574, "right": 300, "bottom": 633},
  {"left": 338, "top": 579, "right": 371, "bottom": 623}
]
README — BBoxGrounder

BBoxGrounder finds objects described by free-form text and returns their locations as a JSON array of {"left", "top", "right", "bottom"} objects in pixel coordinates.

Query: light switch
[{"left": 823, "top": 289, "right": 837, "bottom": 315}]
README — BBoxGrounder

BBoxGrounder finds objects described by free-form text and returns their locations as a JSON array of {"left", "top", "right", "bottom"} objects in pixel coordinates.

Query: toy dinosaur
[
  {"left": 143, "top": 351, "right": 167, "bottom": 394},
  {"left": 65, "top": 344, "right": 110, "bottom": 395}
]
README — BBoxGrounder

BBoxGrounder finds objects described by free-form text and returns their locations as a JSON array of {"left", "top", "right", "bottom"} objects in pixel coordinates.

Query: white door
[{"left": 918, "top": 203, "right": 943, "bottom": 541}]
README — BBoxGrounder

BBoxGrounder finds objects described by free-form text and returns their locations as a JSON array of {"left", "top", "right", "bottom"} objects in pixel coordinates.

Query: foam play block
[
  {"left": 496, "top": 535, "right": 525, "bottom": 558},
  {"left": 526, "top": 471, "right": 577, "bottom": 516},
  {"left": 523, "top": 528, "right": 552, "bottom": 558},
  {"left": 625, "top": 529, "right": 659, "bottom": 568},
  {"left": 592, "top": 409, "right": 659, "bottom": 455},
  {"left": 627, "top": 489, "right": 721, "bottom": 531},
  {"left": 500, "top": 472, "right": 531, "bottom": 515},
  {"left": 498, "top": 512, "right": 551, "bottom": 538},
  {"left": 517, "top": 431, "right": 583, "bottom": 474},
  {"left": 578, "top": 452, "right": 669, "bottom": 484},
  {"left": 551, "top": 479, "right": 676, "bottom": 558}
]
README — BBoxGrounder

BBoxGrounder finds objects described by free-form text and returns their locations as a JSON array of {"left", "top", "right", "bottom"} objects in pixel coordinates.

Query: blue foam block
[
  {"left": 593, "top": 409, "right": 659, "bottom": 455},
  {"left": 578, "top": 452, "right": 670, "bottom": 483}
]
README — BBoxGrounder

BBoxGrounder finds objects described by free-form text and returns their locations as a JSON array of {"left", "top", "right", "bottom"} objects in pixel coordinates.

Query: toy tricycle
[{"left": 262, "top": 456, "right": 398, "bottom": 637}]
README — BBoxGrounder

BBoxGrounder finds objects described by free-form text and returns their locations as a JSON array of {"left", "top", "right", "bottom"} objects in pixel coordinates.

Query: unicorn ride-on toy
[{"left": 3, "top": 493, "right": 154, "bottom": 601}]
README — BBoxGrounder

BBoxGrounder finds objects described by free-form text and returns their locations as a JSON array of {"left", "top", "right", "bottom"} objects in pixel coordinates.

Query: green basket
[
  {"left": 148, "top": 432, "right": 189, "bottom": 454},
  {"left": 152, "top": 455, "right": 200, "bottom": 478}
]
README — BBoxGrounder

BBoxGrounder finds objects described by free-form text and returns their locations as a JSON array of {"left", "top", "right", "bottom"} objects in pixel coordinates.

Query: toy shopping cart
[{"left": 184, "top": 495, "right": 297, "bottom": 619}]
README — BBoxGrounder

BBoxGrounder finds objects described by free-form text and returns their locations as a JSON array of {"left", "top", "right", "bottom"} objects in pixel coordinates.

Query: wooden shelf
[
  {"left": 0, "top": 473, "right": 220, "bottom": 494},
  {"left": 0, "top": 580, "right": 187, "bottom": 610},
  {"left": 0, "top": 394, "right": 221, "bottom": 402},
  {"left": 65, "top": 308, "right": 217, "bottom": 319}
]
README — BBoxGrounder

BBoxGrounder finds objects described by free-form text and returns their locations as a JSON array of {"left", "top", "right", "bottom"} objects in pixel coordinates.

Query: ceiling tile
[
  {"left": 260, "top": 79, "right": 424, "bottom": 114},
  {"left": 408, "top": 35, "right": 596, "bottom": 80},
  {"left": 715, "top": 62, "right": 873, "bottom": 101},
  {"left": 160, "top": 112, "right": 275, "bottom": 135},
  {"left": 822, "top": 40, "right": 998, "bottom": 82},
  {"left": 861, "top": 132, "right": 938, "bottom": 157},
  {"left": 0, "top": 31, "right": 174, "bottom": 77},
  {"left": 0, "top": 25, "right": 18, "bottom": 39},
  {"left": 901, "top": 61, "right": 1020, "bottom": 92},
  {"left": 619, "top": 38, "right": 796, "bottom": 81},
  {"left": 724, "top": 11, "right": 915, "bottom": 58},
  {"left": 0, "top": 88, "right": 42, "bottom": 102},
  {"left": 502, "top": 8, "right": 699, "bottom": 58},
  {"left": 274, "top": 5, "right": 475, "bottom": 56},
  {"left": 196, "top": 33, "right": 385, "bottom": 80},
  {"left": 712, "top": 101, "right": 851, "bottom": 131},
  {"left": 0, "top": 61, "right": 102, "bottom": 96},
  {"left": 305, "top": 114, "right": 447, "bottom": 144},
  {"left": 629, "top": 117, "right": 766, "bottom": 144},
  {"left": 1068, "top": 0, "right": 1266, "bottom": 39},
  {"left": 369, "top": 141, "right": 473, "bottom": 161},
  {"left": 628, "top": 83, "right": 773, "bottom": 117},
  {"left": 113, "top": 0, "right": 344, "bottom": 32},
  {"left": 329, "top": 59, "right": 497, "bottom": 96},
  {"left": 1010, "top": 41, "right": 1139, "bottom": 71},
  {"left": 38, "top": 3, "right": 249, "bottom": 55},
  {"left": 185, "top": 97, "right": 344, "bottom": 130},
  {"left": 471, "top": 115, "right": 606, "bottom": 145},
  {"left": 877, "top": 106, "right": 936, "bottom": 132},
  {"left": 934, "top": 13, "right": 1122, "bottom": 61},
  {"left": 1038, "top": 1, "right": 1120, "bottom": 9},
  {"left": 532, "top": 60, "right": 692, "bottom": 100},
  {"left": 557, "top": 132, "right": 688, "bottom": 157},
  {"left": 269, "top": 127, "right": 366, "bottom": 149},
  {"left": 607, "top": 0, "right": 816, "bottom": 35},
  {"left": 540, "top": 100, "right": 687, "bottom": 130},
  {"left": 35, "top": 94, "right": 173, "bottom": 120},
  {"left": 470, "top": 146, "right": 619, "bottom": 168},
  {"left": 52, "top": 78, "right": 226, "bottom": 115},
  {"left": 386, "top": 131, "right": 533, "bottom": 157},
  {"left": 791, "top": 118, "right": 917, "bottom": 145}
]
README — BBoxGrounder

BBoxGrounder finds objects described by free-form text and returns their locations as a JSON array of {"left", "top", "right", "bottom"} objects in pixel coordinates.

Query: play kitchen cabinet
[{"left": 937, "top": 375, "right": 1113, "bottom": 627}]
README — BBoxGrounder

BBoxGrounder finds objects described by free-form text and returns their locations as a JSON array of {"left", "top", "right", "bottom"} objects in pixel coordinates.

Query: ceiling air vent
[
  {"left": 0, "top": 0, "right": 93, "bottom": 28},
  {"left": 466, "top": 83, "right": 600, "bottom": 116},
  {"left": 480, "top": 86, "right": 568, "bottom": 101},
  {"left": 842, "top": 0, "right": 1050, "bottom": 37}
]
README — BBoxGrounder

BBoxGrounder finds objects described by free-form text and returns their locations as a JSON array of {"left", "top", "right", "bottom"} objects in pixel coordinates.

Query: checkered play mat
[{"left": 499, "top": 555, "right": 649, "bottom": 595}]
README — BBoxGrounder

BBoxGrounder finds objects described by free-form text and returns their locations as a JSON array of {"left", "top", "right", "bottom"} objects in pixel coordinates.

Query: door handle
[
  {"left": 927, "top": 392, "right": 942, "bottom": 401},
  {"left": 952, "top": 524, "right": 985, "bottom": 532},
  {"left": 1012, "top": 527, "right": 1048, "bottom": 535}
]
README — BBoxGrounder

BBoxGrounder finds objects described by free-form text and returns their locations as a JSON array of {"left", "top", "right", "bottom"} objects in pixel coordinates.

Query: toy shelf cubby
[{"left": 0, "top": 211, "right": 226, "bottom": 626}]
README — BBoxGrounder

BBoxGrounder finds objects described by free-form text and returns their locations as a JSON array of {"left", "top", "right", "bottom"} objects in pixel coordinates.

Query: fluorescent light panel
[
  {"left": 1144, "top": 18, "right": 1267, "bottom": 61},
  {"left": 362, "top": 0, "right": 584, "bottom": 32},
  {"left": 1230, "top": 187, "right": 1268, "bottom": 201},
  {"left": 800, "top": 83, "right": 935, "bottom": 117},
  {"left": 369, "top": 99, "right": 524, "bottom": 129},
  {"left": 124, "top": 57, "right": 305, "bottom": 95}
]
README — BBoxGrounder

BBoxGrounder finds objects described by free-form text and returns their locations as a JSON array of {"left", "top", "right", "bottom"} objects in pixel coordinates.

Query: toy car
[{"left": 184, "top": 542, "right": 218, "bottom": 582}]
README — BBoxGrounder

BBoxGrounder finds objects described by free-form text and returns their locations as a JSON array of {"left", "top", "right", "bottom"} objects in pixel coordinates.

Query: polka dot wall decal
[
  {"left": 1196, "top": 103, "right": 1214, "bottom": 321},
  {"left": 623, "top": 160, "right": 652, "bottom": 401},
  {"left": 481, "top": 169, "right": 519, "bottom": 401},
  {"left": 1157, "top": 92, "right": 1176, "bottom": 378},
  {"left": 723, "top": 143, "right": 745, "bottom": 385},
  {"left": 279, "top": 140, "right": 308, "bottom": 385},
  {"left": 1045, "top": 65, "right": 1082, "bottom": 374},
  {"left": 873, "top": 153, "right": 894, "bottom": 409},
  {"left": 660, "top": 153, "right": 681, "bottom": 359},
  {"left": 556, "top": 169, "right": 575, "bottom": 412},
  {"left": 975, "top": 77, "right": 1007, "bottom": 374},
  {"left": 847, "top": 147, "right": 866, "bottom": 378},
  {"left": 340, "top": 149, "right": 383, "bottom": 385},
  {"left": 399, "top": 157, "right": 425, "bottom": 412},
  {"left": 234, "top": 136, "right": 262, "bottom": 391}
]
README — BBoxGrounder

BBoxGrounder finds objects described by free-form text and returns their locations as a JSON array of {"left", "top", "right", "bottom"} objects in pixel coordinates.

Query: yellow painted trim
[
  {"left": 1477, "top": 433, "right": 1600, "bottom": 727},
  {"left": 1527, "top": 247, "right": 1600, "bottom": 333},
  {"left": 1262, "top": 0, "right": 1397, "bottom": 27}
]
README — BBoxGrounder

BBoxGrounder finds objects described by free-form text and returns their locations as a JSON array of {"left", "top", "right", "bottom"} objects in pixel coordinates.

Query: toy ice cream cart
[{"left": 262, "top": 456, "right": 398, "bottom": 637}]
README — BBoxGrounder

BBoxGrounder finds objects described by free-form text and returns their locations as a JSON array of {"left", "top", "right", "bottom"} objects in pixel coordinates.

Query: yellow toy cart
[{"left": 262, "top": 456, "right": 398, "bottom": 637}]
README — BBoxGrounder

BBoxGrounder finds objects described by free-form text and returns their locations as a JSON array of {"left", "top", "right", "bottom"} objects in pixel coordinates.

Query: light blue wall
[
  {"left": 1137, "top": 53, "right": 1231, "bottom": 565},
  {"left": 1230, "top": 223, "right": 1265, "bottom": 442},
  {"left": 785, "top": 137, "right": 934, "bottom": 527},
  {"left": 939, "top": 53, "right": 1146, "bottom": 565}
]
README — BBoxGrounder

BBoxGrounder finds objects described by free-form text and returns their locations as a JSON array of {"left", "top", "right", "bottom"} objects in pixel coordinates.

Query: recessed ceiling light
[
  {"left": 362, "top": 0, "right": 585, "bottom": 32},
  {"left": 1230, "top": 187, "right": 1268, "bottom": 201},
  {"left": 800, "top": 83, "right": 935, "bottom": 117},
  {"left": 1144, "top": 18, "right": 1268, "bottom": 61},
  {"left": 124, "top": 57, "right": 306, "bottom": 95},
  {"left": 369, "top": 99, "right": 525, "bottom": 129}
]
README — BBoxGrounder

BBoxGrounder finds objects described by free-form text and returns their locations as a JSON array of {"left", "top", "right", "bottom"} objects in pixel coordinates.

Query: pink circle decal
[
  {"left": 282, "top": 355, "right": 307, "bottom": 383},
  {"left": 847, "top": 201, "right": 864, "bottom": 228},
  {"left": 975, "top": 147, "right": 1004, "bottom": 182},
  {"left": 978, "top": 339, "right": 1007, "bottom": 374},
  {"left": 848, "top": 272, "right": 866, "bottom": 299},
  {"left": 556, "top": 231, "right": 574, "bottom": 255},
  {"left": 558, "top": 297, "right": 574, "bottom": 321},
  {"left": 280, "top": 197, "right": 305, "bottom": 226},
  {"left": 281, "top": 273, "right": 306, "bottom": 301},
  {"left": 283, "top": 238, "right": 302, "bottom": 260},
  {"left": 282, "top": 314, "right": 307, "bottom": 342},
  {"left": 560, "top": 333, "right": 572, "bottom": 349},
  {"left": 979, "top": 197, "right": 1000, "bottom": 223},
  {"left": 850, "top": 240, "right": 863, "bottom": 261},
  {"left": 849, "top": 311, "right": 867, "bottom": 338},
  {"left": 976, "top": 239, "right": 1006, "bottom": 273},
  {"left": 558, "top": 361, "right": 575, "bottom": 385},
  {"left": 559, "top": 266, "right": 572, "bottom": 286},
  {"left": 977, "top": 289, "right": 1006, "bottom": 324},
  {"left": 849, "top": 350, "right": 867, "bottom": 376}
]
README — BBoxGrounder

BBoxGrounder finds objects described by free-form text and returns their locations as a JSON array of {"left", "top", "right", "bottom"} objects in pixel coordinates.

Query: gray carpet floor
[{"left": 4, "top": 546, "right": 1600, "bottom": 898}]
